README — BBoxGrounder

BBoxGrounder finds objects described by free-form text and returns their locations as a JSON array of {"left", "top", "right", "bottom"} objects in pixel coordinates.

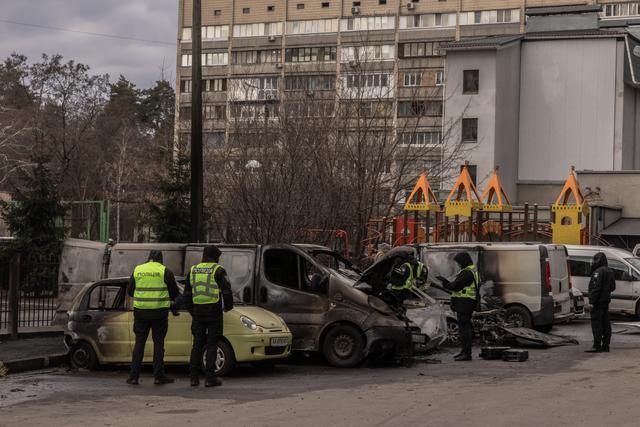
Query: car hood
[
  {"left": 232, "top": 305, "right": 286, "bottom": 329},
  {"left": 356, "top": 246, "right": 417, "bottom": 295}
]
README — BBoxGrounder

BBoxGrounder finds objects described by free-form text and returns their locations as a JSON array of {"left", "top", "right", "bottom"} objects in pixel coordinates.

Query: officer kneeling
[{"left": 184, "top": 245, "right": 233, "bottom": 387}]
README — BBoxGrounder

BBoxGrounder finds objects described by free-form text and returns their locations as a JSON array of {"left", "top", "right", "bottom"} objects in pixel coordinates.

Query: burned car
[{"left": 184, "top": 244, "right": 428, "bottom": 367}]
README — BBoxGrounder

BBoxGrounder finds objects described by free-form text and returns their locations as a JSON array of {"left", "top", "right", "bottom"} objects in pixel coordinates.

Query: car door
[
  {"left": 608, "top": 259, "right": 635, "bottom": 314},
  {"left": 257, "top": 245, "right": 329, "bottom": 350},
  {"left": 567, "top": 255, "right": 592, "bottom": 298},
  {"left": 84, "top": 281, "right": 132, "bottom": 363}
]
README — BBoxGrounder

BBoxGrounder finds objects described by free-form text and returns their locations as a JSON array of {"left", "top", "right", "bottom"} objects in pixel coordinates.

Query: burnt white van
[{"left": 419, "top": 243, "right": 574, "bottom": 331}]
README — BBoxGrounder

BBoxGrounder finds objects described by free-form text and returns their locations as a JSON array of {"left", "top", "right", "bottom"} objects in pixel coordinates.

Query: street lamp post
[{"left": 191, "top": 0, "right": 204, "bottom": 242}]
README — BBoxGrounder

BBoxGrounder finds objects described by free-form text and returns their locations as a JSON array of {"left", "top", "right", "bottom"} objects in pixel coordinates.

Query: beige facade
[{"left": 175, "top": 0, "right": 639, "bottom": 190}]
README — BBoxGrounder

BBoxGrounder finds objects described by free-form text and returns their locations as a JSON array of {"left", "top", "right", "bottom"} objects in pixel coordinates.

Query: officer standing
[
  {"left": 586, "top": 252, "right": 616, "bottom": 353},
  {"left": 438, "top": 252, "right": 478, "bottom": 361},
  {"left": 183, "top": 245, "right": 233, "bottom": 387},
  {"left": 389, "top": 255, "right": 428, "bottom": 303},
  {"left": 126, "top": 250, "right": 180, "bottom": 385}
]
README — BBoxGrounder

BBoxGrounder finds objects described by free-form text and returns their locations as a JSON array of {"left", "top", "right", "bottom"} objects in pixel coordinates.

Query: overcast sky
[{"left": 0, "top": 0, "right": 178, "bottom": 88}]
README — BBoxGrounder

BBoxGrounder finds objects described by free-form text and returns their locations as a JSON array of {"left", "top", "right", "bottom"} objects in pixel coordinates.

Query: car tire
[
  {"left": 322, "top": 324, "right": 365, "bottom": 368},
  {"left": 534, "top": 324, "right": 553, "bottom": 333},
  {"left": 206, "top": 341, "right": 235, "bottom": 377},
  {"left": 69, "top": 341, "right": 98, "bottom": 370},
  {"left": 504, "top": 306, "right": 533, "bottom": 329}
]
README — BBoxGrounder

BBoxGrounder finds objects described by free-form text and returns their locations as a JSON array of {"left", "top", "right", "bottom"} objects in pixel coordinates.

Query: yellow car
[{"left": 64, "top": 279, "right": 292, "bottom": 376}]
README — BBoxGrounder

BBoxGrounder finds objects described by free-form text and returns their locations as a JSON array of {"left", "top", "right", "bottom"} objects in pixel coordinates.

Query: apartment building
[
  {"left": 442, "top": 5, "right": 640, "bottom": 204},
  {"left": 175, "top": 0, "right": 638, "bottom": 198}
]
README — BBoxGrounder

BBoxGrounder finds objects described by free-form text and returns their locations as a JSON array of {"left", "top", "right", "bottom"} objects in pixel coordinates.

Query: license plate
[
  {"left": 412, "top": 334, "right": 427, "bottom": 344},
  {"left": 270, "top": 337, "right": 289, "bottom": 347}
]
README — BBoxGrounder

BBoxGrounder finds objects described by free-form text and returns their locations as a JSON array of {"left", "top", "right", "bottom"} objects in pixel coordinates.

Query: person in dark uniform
[
  {"left": 126, "top": 250, "right": 180, "bottom": 385},
  {"left": 438, "top": 252, "right": 478, "bottom": 361},
  {"left": 183, "top": 245, "right": 234, "bottom": 387},
  {"left": 586, "top": 252, "right": 616, "bottom": 353}
]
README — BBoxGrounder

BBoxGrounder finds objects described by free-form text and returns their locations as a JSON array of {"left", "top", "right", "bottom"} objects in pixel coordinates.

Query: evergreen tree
[{"left": 149, "top": 153, "right": 191, "bottom": 243}]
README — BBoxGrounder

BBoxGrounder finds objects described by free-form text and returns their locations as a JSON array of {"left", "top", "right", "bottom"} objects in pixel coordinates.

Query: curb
[
  {"left": 0, "top": 353, "right": 68, "bottom": 375},
  {"left": 0, "top": 329, "right": 65, "bottom": 340}
]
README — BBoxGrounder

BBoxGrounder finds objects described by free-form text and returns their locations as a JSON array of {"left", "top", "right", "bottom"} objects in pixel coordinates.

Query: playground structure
[{"left": 363, "top": 165, "right": 605, "bottom": 255}]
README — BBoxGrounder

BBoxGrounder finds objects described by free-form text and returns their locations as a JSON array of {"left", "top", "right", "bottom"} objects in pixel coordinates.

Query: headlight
[
  {"left": 240, "top": 315, "right": 257, "bottom": 331},
  {"left": 275, "top": 314, "right": 289, "bottom": 331}
]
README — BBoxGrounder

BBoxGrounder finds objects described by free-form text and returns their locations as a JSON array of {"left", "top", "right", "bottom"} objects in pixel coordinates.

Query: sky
[{"left": 0, "top": 0, "right": 178, "bottom": 89}]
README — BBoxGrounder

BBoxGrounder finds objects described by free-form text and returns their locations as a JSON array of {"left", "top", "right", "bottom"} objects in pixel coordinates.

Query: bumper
[
  {"left": 227, "top": 332, "right": 293, "bottom": 362},
  {"left": 364, "top": 326, "right": 425, "bottom": 359},
  {"left": 533, "top": 295, "right": 555, "bottom": 326}
]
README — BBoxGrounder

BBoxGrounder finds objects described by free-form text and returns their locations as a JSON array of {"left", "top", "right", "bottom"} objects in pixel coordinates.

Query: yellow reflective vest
[
  {"left": 133, "top": 261, "right": 170, "bottom": 309},
  {"left": 190, "top": 262, "right": 221, "bottom": 305}
]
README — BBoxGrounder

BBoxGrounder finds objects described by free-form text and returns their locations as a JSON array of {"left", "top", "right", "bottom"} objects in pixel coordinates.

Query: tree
[
  {"left": 0, "top": 160, "right": 65, "bottom": 292},
  {"left": 148, "top": 153, "right": 191, "bottom": 243}
]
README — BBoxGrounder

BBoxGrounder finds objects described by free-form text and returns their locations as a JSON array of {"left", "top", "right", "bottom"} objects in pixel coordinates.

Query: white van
[
  {"left": 566, "top": 245, "right": 640, "bottom": 317},
  {"left": 419, "top": 243, "right": 574, "bottom": 332}
]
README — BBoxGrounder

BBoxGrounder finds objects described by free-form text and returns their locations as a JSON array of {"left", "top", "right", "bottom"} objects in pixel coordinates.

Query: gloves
[{"left": 170, "top": 301, "right": 180, "bottom": 317}]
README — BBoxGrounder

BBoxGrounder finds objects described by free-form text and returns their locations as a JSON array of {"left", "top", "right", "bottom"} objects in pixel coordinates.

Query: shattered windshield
[
  {"left": 423, "top": 250, "right": 480, "bottom": 300},
  {"left": 309, "top": 250, "right": 360, "bottom": 280},
  {"left": 624, "top": 258, "right": 640, "bottom": 276}
]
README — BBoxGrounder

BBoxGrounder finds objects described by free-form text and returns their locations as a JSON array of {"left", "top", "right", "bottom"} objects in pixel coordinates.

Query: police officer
[
  {"left": 183, "top": 245, "right": 233, "bottom": 387},
  {"left": 586, "top": 252, "right": 616, "bottom": 353},
  {"left": 438, "top": 252, "right": 478, "bottom": 361},
  {"left": 389, "top": 255, "right": 428, "bottom": 302},
  {"left": 126, "top": 250, "right": 180, "bottom": 385}
]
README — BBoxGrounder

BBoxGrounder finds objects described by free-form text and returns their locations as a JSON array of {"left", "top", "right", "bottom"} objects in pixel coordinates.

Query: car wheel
[
  {"left": 204, "top": 341, "right": 235, "bottom": 377},
  {"left": 446, "top": 318, "right": 461, "bottom": 346},
  {"left": 322, "top": 325, "right": 365, "bottom": 368},
  {"left": 534, "top": 324, "right": 553, "bottom": 333},
  {"left": 69, "top": 341, "right": 98, "bottom": 370},
  {"left": 504, "top": 306, "right": 533, "bottom": 329}
]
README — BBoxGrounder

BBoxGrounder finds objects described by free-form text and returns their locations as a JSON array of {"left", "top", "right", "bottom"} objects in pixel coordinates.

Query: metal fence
[{"left": 0, "top": 254, "right": 59, "bottom": 335}]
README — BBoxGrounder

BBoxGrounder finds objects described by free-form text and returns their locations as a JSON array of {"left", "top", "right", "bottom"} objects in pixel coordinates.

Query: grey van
[{"left": 419, "top": 243, "right": 574, "bottom": 331}]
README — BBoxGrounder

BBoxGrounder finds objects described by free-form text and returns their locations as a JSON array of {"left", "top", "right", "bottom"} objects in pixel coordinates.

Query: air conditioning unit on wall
[
  {"left": 352, "top": 6, "right": 360, "bottom": 14},
  {"left": 268, "top": 35, "right": 276, "bottom": 42},
  {"left": 407, "top": 3, "right": 416, "bottom": 10}
]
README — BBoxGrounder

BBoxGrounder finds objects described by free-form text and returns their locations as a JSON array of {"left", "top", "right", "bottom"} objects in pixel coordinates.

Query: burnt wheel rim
[
  {"left": 447, "top": 321, "right": 460, "bottom": 345},
  {"left": 333, "top": 334, "right": 355, "bottom": 359},
  {"left": 506, "top": 313, "right": 525, "bottom": 327},
  {"left": 72, "top": 347, "right": 89, "bottom": 367}
]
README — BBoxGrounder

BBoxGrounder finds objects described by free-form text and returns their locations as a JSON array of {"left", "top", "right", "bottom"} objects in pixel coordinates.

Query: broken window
[
  {"left": 264, "top": 249, "right": 301, "bottom": 290},
  {"left": 88, "top": 284, "right": 126, "bottom": 311}
]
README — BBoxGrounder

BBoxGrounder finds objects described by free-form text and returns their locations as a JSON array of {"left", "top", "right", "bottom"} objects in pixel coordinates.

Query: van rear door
[{"left": 545, "top": 245, "right": 572, "bottom": 318}]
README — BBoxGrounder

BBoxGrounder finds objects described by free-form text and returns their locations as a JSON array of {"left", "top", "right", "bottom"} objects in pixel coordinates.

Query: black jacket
[
  {"left": 183, "top": 265, "right": 234, "bottom": 321},
  {"left": 588, "top": 253, "right": 616, "bottom": 306},
  {"left": 127, "top": 265, "right": 180, "bottom": 320},
  {"left": 442, "top": 252, "right": 477, "bottom": 315}
]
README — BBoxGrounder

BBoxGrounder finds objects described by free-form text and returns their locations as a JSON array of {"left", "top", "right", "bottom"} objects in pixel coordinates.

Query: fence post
[{"left": 9, "top": 253, "right": 20, "bottom": 340}]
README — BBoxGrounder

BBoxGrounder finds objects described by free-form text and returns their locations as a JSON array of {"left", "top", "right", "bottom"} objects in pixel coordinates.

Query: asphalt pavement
[{"left": 1, "top": 319, "right": 640, "bottom": 426}]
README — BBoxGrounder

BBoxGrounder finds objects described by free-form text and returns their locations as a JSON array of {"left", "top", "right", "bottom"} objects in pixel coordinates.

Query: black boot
[
  {"left": 190, "top": 376, "right": 200, "bottom": 387},
  {"left": 454, "top": 353, "right": 472, "bottom": 361},
  {"left": 205, "top": 377, "right": 222, "bottom": 387},
  {"left": 126, "top": 377, "right": 139, "bottom": 385},
  {"left": 584, "top": 347, "right": 602, "bottom": 353},
  {"left": 601, "top": 346, "right": 610, "bottom": 353},
  {"left": 154, "top": 376, "right": 175, "bottom": 385}
]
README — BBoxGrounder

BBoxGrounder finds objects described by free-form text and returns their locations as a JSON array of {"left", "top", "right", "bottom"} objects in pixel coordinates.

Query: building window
[
  {"left": 353, "top": 1, "right": 361, "bottom": 6},
  {"left": 341, "top": 45, "right": 395, "bottom": 62},
  {"left": 341, "top": 16, "right": 395, "bottom": 31},
  {"left": 461, "top": 118, "right": 478, "bottom": 143},
  {"left": 344, "top": 73, "right": 390, "bottom": 88},
  {"left": 462, "top": 164, "right": 477, "bottom": 185},
  {"left": 205, "top": 78, "right": 227, "bottom": 92},
  {"left": 399, "top": 131, "right": 442, "bottom": 145},
  {"left": 398, "top": 101, "right": 443, "bottom": 117},
  {"left": 297, "top": 3, "right": 305, "bottom": 9},
  {"left": 399, "top": 13, "right": 456, "bottom": 29},
  {"left": 267, "top": 5, "right": 275, "bottom": 12},
  {"left": 204, "top": 105, "right": 227, "bottom": 120},
  {"left": 379, "top": 0, "right": 387, "bottom": 4},
  {"left": 460, "top": 9, "right": 520, "bottom": 25},
  {"left": 182, "top": 25, "right": 230, "bottom": 41},
  {"left": 463, "top": 70, "right": 479, "bottom": 94},
  {"left": 233, "top": 22, "right": 283, "bottom": 37},
  {"left": 322, "top": 2, "right": 330, "bottom": 7},
  {"left": 285, "top": 75, "right": 335, "bottom": 91},
  {"left": 285, "top": 46, "right": 337, "bottom": 63},
  {"left": 399, "top": 42, "right": 442, "bottom": 58},
  {"left": 602, "top": 2, "right": 640, "bottom": 18},
  {"left": 285, "top": 101, "right": 334, "bottom": 118},
  {"left": 229, "top": 77, "right": 280, "bottom": 101},
  {"left": 180, "top": 80, "right": 192, "bottom": 93},
  {"left": 243, "top": 8, "right": 250, "bottom": 14},
  {"left": 232, "top": 49, "right": 281, "bottom": 65},
  {"left": 435, "top": 70, "right": 444, "bottom": 86},
  {"left": 214, "top": 9, "right": 221, "bottom": 16},
  {"left": 286, "top": 18, "right": 339, "bottom": 34},
  {"left": 206, "top": 132, "right": 226, "bottom": 148},
  {"left": 402, "top": 72, "right": 422, "bottom": 87}
]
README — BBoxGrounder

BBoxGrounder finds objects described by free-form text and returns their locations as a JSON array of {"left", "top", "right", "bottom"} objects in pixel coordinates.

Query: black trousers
[
  {"left": 457, "top": 312, "right": 473, "bottom": 356},
  {"left": 590, "top": 303, "right": 611, "bottom": 349},
  {"left": 130, "top": 315, "right": 168, "bottom": 379},
  {"left": 190, "top": 318, "right": 221, "bottom": 380}
]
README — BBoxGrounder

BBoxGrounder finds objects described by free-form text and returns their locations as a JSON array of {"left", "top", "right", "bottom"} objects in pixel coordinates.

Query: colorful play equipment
[
  {"left": 404, "top": 173, "right": 440, "bottom": 212},
  {"left": 480, "top": 167, "right": 512, "bottom": 213},
  {"left": 444, "top": 163, "right": 483, "bottom": 217},
  {"left": 551, "top": 168, "right": 588, "bottom": 245}
]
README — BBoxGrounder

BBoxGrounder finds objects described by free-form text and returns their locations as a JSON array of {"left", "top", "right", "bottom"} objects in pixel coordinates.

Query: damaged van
[{"left": 184, "top": 244, "right": 427, "bottom": 368}]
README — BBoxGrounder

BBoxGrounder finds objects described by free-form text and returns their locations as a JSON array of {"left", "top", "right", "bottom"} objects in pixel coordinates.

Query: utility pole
[{"left": 191, "top": 0, "right": 204, "bottom": 242}]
